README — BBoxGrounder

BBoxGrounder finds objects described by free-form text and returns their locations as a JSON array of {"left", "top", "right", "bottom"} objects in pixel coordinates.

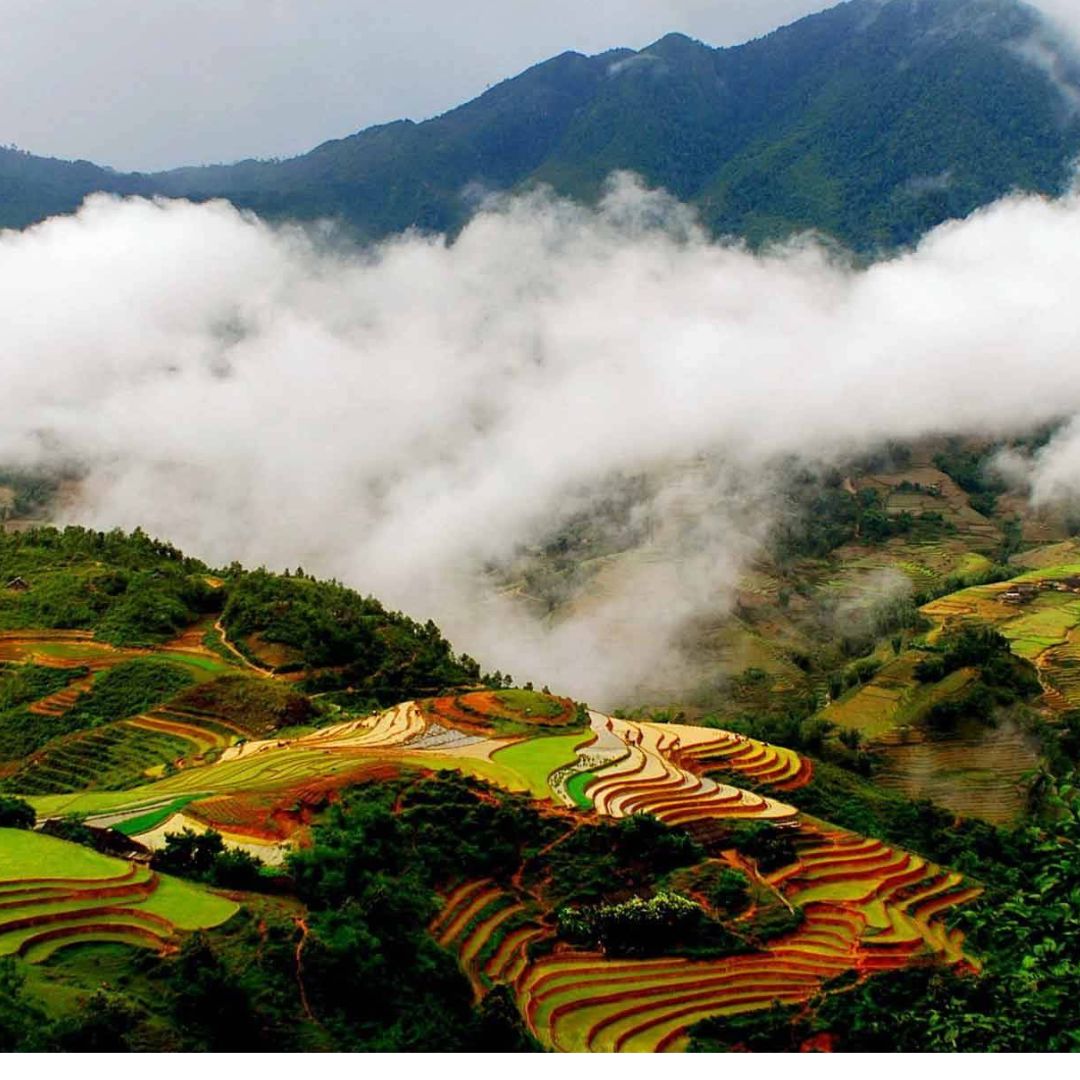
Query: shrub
[
  {"left": 725, "top": 821, "right": 797, "bottom": 874},
  {"left": 557, "top": 891, "right": 705, "bottom": 956},
  {"left": 0, "top": 795, "right": 35, "bottom": 829}
]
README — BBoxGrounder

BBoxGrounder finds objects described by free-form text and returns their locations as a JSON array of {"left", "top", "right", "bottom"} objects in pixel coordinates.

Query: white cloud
[{"left": 5, "top": 176, "right": 1080, "bottom": 703}]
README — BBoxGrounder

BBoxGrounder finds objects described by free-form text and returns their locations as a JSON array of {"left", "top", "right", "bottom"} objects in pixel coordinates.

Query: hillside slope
[
  {"left": 2, "top": 0, "right": 1079, "bottom": 247},
  {"left": 0, "top": 526, "right": 1078, "bottom": 1051}
]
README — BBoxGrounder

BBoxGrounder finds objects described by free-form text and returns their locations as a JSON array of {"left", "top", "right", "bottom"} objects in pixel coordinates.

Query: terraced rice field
[
  {"left": 421, "top": 691, "right": 577, "bottom": 734},
  {"left": 128, "top": 712, "right": 235, "bottom": 755},
  {"left": 490, "top": 824, "right": 980, "bottom": 1052},
  {"left": 583, "top": 719, "right": 797, "bottom": 825},
  {"left": 519, "top": 921, "right": 846, "bottom": 1052},
  {"left": 921, "top": 569, "right": 1080, "bottom": 707},
  {"left": 856, "top": 467, "right": 1000, "bottom": 548},
  {"left": 0, "top": 630, "right": 107, "bottom": 666},
  {"left": 550, "top": 713, "right": 629, "bottom": 807},
  {"left": 1041, "top": 627, "right": 1080, "bottom": 707},
  {"left": 4, "top": 623, "right": 989, "bottom": 1051},
  {"left": 1001, "top": 605, "right": 1079, "bottom": 661},
  {"left": 0, "top": 632, "right": 233, "bottom": 683},
  {"left": 3, "top": 721, "right": 197, "bottom": 794},
  {"left": 20, "top": 703, "right": 802, "bottom": 868},
  {"left": 824, "top": 681, "right": 907, "bottom": 737},
  {"left": 0, "top": 828, "right": 236, "bottom": 962},
  {"left": 824, "top": 658, "right": 975, "bottom": 740},
  {"left": 26, "top": 676, "right": 93, "bottom": 717},
  {"left": 0, "top": 637, "right": 245, "bottom": 794},
  {"left": 670, "top": 728, "right": 811, "bottom": 791},
  {"left": 822, "top": 536, "right": 993, "bottom": 601},
  {"left": 431, "top": 880, "right": 543, "bottom": 999},
  {"left": 811, "top": 566, "right": 1080, "bottom": 824}
]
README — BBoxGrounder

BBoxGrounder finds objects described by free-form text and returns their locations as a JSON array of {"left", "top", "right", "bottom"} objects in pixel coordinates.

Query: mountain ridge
[{"left": 2, "top": 0, "right": 1080, "bottom": 247}]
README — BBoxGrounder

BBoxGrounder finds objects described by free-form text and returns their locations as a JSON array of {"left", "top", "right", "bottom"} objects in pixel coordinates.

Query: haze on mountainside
[
  {"left": 3, "top": 0, "right": 1080, "bottom": 708},
  {"left": 7, "top": 200, "right": 1080, "bottom": 700}
]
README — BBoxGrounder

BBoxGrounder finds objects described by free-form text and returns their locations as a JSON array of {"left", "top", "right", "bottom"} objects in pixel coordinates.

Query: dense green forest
[
  {"left": 2, "top": 0, "right": 1078, "bottom": 249},
  {"left": 220, "top": 570, "right": 481, "bottom": 697},
  {"left": 0, "top": 527, "right": 215, "bottom": 645},
  {"left": 0, "top": 526, "right": 484, "bottom": 696}
]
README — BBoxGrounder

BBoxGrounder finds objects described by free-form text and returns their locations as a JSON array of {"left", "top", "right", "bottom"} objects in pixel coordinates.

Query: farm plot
[
  {"left": 431, "top": 880, "right": 544, "bottom": 999},
  {"left": 920, "top": 569, "right": 1080, "bottom": 705},
  {"left": 2, "top": 720, "right": 197, "bottom": 794},
  {"left": 1041, "top": 627, "right": 1080, "bottom": 708},
  {"left": 583, "top": 719, "right": 797, "bottom": 825},
  {"left": 0, "top": 633, "right": 233, "bottom": 683},
  {"left": 501, "top": 822, "right": 980, "bottom": 1053},
  {"left": 19, "top": 704, "right": 800, "bottom": 869},
  {"left": 549, "top": 713, "right": 629, "bottom": 808},
  {"left": 519, "top": 911, "right": 852, "bottom": 1053},
  {"left": 1001, "top": 604, "right": 1078, "bottom": 661},
  {"left": 0, "top": 632, "right": 122, "bottom": 671},
  {"left": 420, "top": 690, "right": 578, "bottom": 736},
  {"left": 0, "top": 828, "right": 236, "bottom": 962},
  {"left": 127, "top": 712, "right": 234, "bottom": 756},
  {"left": 490, "top": 732, "right": 593, "bottom": 800},
  {"left": 26, "top": 675, "right": 94, "bottom": 717},
  {"left": 672, "top": 728, "right": 811, "bottom": 791},
  {"left": 134, "top": 709, "right": 796, "bottom": 827},
  {"left": 768, "top": 828, "right": 979, "bottom": 965}
]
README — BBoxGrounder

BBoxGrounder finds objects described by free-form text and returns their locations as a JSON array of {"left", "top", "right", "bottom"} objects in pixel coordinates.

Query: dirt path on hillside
[
  {"left": 212, "top": 619, "right": 273, "bottom": 678},
  {"left": 293, "top": 915, "right": 317, "bottom": 1023}
]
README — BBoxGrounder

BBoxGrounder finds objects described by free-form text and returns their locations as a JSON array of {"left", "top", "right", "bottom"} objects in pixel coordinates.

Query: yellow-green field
[{"left": 0, "top": 828, "right": 237, "bottom": 962}]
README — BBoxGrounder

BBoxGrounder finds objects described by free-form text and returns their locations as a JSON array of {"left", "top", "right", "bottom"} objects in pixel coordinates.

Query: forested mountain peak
[{"left": 2, "top": 0, "right": 1078, "bottom": 247}]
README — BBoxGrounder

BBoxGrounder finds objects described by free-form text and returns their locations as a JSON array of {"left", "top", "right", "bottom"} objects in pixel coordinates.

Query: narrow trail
[
  {"left": 293, "top": 915, "right": 317, "bottom": 1024},
  {"left": 212, "top": 619, "right": 273, "bottom": 678},
  {"left": 1034, "top": 646, "right": 1071, "bottom": 713}
]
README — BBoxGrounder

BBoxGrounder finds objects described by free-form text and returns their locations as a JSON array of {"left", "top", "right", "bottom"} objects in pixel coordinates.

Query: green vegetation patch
[
  {"left": 490, "top": 733, "right": 592, "bottom": 799},
  {"left": 113, "top": 797, "right": 199, "bottom": 836},
  {"left": 141, "top": 874, "right": 238, "bottom": 931},
  {"left": 0, "top": 526, "right": 219, "bottom": 645},
  {"left": 492, "top": 690, "right": 568, "bottom": 721},
  {"left": 28, "top": 790, "right": 184, "bottom": 819},
  {"left": 153, "top": 652, "right": 234, "bottom": 679},
  {"left": 69, "top": 659, "right": 195, "bottom": 726},
  {"left": 0, "top": 827, "right": 125, "bottom": 881},
  {"left": 565, "top": 770, "right": 596, "bottom": 810},
  {"left": 221, "top": 569, "right": 480, "bottom": 700}
]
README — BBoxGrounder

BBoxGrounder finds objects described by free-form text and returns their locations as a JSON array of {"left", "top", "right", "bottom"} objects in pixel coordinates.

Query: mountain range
[{"left": 3, "top": 0, "right": 1080, "bottom": 248}]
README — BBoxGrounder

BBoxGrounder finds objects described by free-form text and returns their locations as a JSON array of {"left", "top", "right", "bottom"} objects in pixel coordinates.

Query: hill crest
[{"left": 2, "top": 0, "right": 1078, "bottom": 247}]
